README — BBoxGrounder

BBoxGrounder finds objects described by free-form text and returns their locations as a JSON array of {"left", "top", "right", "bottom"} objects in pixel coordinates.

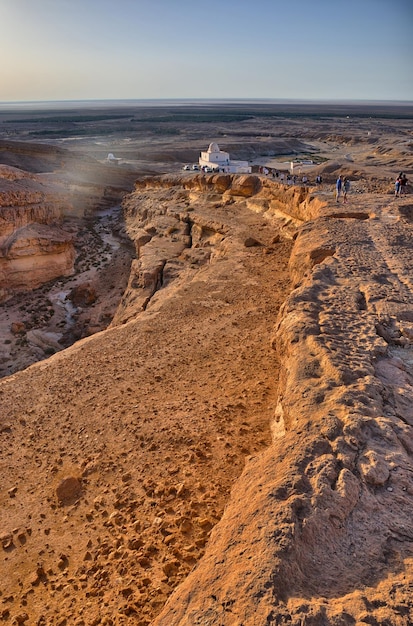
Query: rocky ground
[
  {"left": 0, "top": 105, "right": 412, "bottom": 625},
  {"left": 0, "top": 175, "right": 293, "bottom": 625},
  {"left": 153, "top": 178, "right": 413, "bottom": 626}
]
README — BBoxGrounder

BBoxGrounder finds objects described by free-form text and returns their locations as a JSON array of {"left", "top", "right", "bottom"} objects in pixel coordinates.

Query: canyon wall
[
  {"left": 112, "top": 173, "right": 318, "bottom": 326},
  {"left": 0, "top": 165, "right": 75, "bottom": 300},
  {"left": 0, "top": 150, "right": 136, "bottom": 301}
]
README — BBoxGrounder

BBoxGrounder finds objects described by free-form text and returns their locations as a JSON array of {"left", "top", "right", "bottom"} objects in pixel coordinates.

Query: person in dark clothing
[{"left": 336, "top": 175, "right": 343, "bottom": 202}]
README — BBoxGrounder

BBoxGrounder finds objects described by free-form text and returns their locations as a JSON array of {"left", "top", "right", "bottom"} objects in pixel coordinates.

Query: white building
[
  {"left": 107, "top": 153, "right": 121, "bottom": 165},
  {"left": 199, "top": 142, "right": 251, "bottom": 174},
  {"left": 290, "top": 159, "right": 313, "bottom": 173}
]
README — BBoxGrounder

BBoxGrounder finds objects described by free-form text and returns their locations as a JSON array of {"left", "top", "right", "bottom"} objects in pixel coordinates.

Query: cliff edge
[
  {"left": 0, "top": 174, "right": 412, "bottom": 625},
  {"left": 153, "top": 178, "right": 413, "bottom": 625}
]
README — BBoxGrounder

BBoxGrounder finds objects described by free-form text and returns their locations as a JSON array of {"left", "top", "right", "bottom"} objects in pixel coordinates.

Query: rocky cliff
[
  {"left": 0, "top": 141, "right": 137, "bottom": 302},
  {"left": 0, "top": 173, "right": 412, "bottom": 625},
  {"left": 152, "top": 176, "right": 413, "bottom": 625},
  {"left": 0, "top": 165, "right": 75, "bottom": 300}
]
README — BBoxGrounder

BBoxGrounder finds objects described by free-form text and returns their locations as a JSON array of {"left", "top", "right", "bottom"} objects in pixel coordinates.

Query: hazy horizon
[
  {"left": 1, "top": 97, "right": 413, "bottom": 110},
  {"left": 2, "top": 0, "right": 412, "bottom": 103}
]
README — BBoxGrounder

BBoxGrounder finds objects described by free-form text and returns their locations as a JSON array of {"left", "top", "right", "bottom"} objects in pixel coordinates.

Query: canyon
[
  {"left": 0, "top": 140, "right": 139, "bottom": 377},
  {"left": 0, "top": 102, "right": 412, "bottom": 625}
]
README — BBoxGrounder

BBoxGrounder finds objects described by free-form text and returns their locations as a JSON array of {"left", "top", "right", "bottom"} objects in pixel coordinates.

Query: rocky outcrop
[
  {"left": 0, "top": 164, "right": 65, "bottom": 228},
  {"left": 0, "top": 172, "right": 293, "bottom": 625},
  {"left": 0, "top": 157, "right": 136, "bottom": 302},
  {"left": 0, "top": 223, "right": 75, "bottom": 296},
  {"left": 131, "top": 172, "right": 329, "bottom": 229},
  {"left": 119, "top": 177, "right": 413, "bottom": 622},
  {"left": 151, "top": 177, "right": 413, "bottom": 625},
  {"left": 0, "top": 140, "right": 139, "bottom": 302},
  {"left": 112, "top": 173, "right": 273, "bottom": 325},
  {"left": 0, "top": 165, "right": 75, "bottom": 300},
  {"left": 1, "top": 171, "right": 412, "bottom": 625}
]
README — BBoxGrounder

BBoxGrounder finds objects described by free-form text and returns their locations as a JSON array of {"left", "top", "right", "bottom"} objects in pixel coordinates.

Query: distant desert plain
[{"left": 0, "top": 101, "right": 412, "bottom": 625}]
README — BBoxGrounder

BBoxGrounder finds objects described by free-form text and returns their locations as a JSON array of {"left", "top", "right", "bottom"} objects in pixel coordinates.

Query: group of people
[
  {"left": 261, "top": 167, "right": 409, "bottom": 201},
  {"left": 258, "top": 167, "right": 322, "bottom": 186},
  {"left": 395, "top": 172, "right": 408, "bottom": 197},
  {"left": 335, "top": 175, "right": 351, "bottom": 203}
]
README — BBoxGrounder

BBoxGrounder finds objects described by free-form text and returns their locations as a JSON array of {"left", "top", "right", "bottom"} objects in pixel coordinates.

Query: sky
[{"left": 1, "top": 0, "right": 413, "bottom": 103}]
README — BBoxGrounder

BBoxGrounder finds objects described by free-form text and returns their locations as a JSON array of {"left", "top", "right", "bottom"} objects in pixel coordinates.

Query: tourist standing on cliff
[
  {"left": 336, "top": 175, "right": 343, "bottom": 202},
  {"left": 343, "top": 177, "right": 351, "bottom": 203},
  {"left": 395, "top": 175, "right": 402, "bottom": 197},
  {"left": 400, "top": 173, "right": 408, "bottom": 195}
]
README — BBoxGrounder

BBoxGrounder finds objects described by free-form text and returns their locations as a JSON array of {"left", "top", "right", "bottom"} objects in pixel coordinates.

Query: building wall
[
  {"left": 199, "top": 146, "right": 251, "bottom": 173},
  {"left": 200, "top": 150, "right": 230, "bottom": 164}
]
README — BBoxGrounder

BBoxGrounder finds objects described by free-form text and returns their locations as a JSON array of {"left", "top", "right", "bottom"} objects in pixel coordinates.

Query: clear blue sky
[{"left": 1, "top": 0, "right": 412, "bottom": 103}]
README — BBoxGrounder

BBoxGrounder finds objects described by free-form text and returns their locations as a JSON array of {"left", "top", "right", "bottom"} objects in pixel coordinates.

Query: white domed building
[{"left": 199, "top": 142, "right": 251, "bottom": 174}]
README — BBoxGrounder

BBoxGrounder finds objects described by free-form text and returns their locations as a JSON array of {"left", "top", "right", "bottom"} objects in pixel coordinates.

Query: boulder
[
  {"left": 56, "top": 476, "right": 82, "bottom": 505},
  {"left": 26, "top": 329, "right": 62, "bottom": 354},
  {"left": 68, "top": 283, "right": 97, "bottom": 307},
  {"left": 10, "top": 321, "right": 26, "bottom": 335}
]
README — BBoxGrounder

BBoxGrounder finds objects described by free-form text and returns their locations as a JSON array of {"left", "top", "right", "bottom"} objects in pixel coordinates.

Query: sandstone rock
[
  {"left": 29, "top": 566, "right": 46, "bottom": 586},
  {"left": 211, "top": 174, "right": 231, "bottom": 192},
  {"left": 244, "top": 236, "right": 262, "bottom": 247},
  {"left": 0, "top": 164, "right": 89, "bottom": 301},
  {"left": 57, "top": 554, "right": 69, "bottom": 570},
  {"left": 0, "top": 223, "right": 75, "bottom": 300},
  {"left": 400, "top": 322, "right": 413, "bottom": 342},
  {"left": 228, "top": 175, "right": 260, "bottom": 197},
  {"left": 1, "top": 533, "right": 13, "bottom": 550},
  {"left": 68, "top": 283, "right": 97, "bottom": 307},
  {"left": 135, "top": 229, "right": 152, "bottom": 250},
  {"left": 10, "top": 322, "right": 26, "bottom": 335},
  {"left": 17, "top": 532, "right": 26, "bottom": 545},
  {"left": 179, "top": 519, "right": 193, "bottom": 533},
  {"left": 162, "top": 561, "right": 179, "bottom": 578},
  {"left": 127, "top": 538, "right": 144, "bottom": 550},
  {"left": 197, "top": 518, "right": 213, "bottom": 531},
  {"left": 26, "top": 329, "right": 62, "bottom": 354},
  {"left": 56, "top": 476, "right": 82, "bottom": 505},
  {"left": 358, "top": 450, "right": 390, "bottom": 485}
]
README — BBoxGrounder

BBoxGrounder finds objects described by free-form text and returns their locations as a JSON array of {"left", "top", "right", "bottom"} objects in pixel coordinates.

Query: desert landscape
[{"left": 0, "top": 101, "right": 412, "bottom": 625}]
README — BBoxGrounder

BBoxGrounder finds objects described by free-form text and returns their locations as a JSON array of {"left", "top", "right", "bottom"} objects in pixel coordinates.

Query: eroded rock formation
[
  {"left": 0, "top": 150, "right": 139, "bottom": 303},
  {"left": 153, "top": 177, "right": 413, "bottom": 625},
  {"left": 0, "top": 165, "right": 75, "bottom": 300},
  {"left": 0, "top": 172, "right": 293, "bottom": 625},
  {"left": 0, "top": 172, "right": 412, "bottom": 625}
]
